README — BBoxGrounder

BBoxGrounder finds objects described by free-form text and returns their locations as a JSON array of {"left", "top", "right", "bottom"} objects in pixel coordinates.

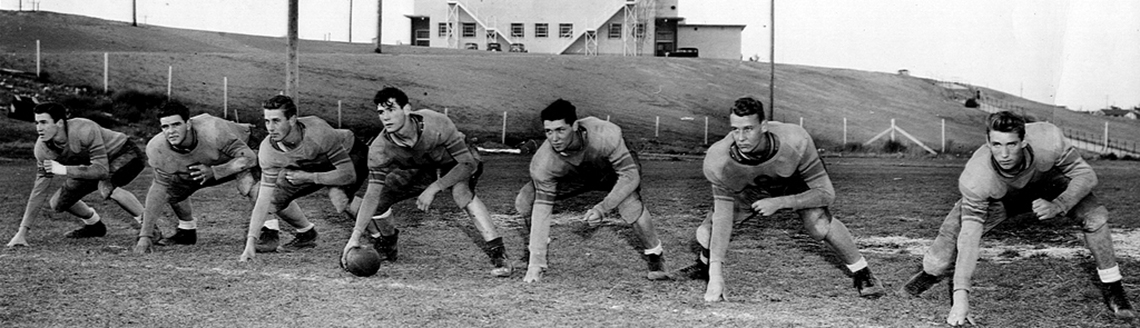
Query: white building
[{"left": 403, "top": 0, "right": 745, "bottom": 59}]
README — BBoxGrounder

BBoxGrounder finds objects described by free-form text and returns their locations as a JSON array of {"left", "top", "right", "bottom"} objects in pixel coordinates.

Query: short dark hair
[
  {"left": 986, "top": 111, "right": 1027, "bottom": 140},
  {"left": 155, "top": 100, "right": 190, "bottom": 122},
  {"left": 32, "top": 102, "right": 69, "bottom": 122},
  {"left": 373, "top": 87, "right": 409, "bottom": 108},
  {"left": 262, "top": 95, "right": 298, "bottom": 118},
  {"left": 540, "top": 99, "right": 577, "bottom": 124},
  {"left": 730, "top": 97, "right": 765, "bottom": 121}
]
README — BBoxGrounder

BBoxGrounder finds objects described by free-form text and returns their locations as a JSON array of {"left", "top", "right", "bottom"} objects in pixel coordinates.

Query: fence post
[
  {"left": 941, "top": 118, "right": 945, "bottom": 153},
  {"left": 501, "top": 111, "right": 507, "bottom": 144},
  {"left": 655, "top": 116, "right": 660, "bottom": 138},
  {"left": 223, "top": 77, "right": 228, "bottom": 120},
  {"left": 337, "top": 100, "right": 343, "bottom": 128},
  {"left": 103, "top": 52, "right": 108, "bottom": 93},
  {"left": 704, "top": 116, "right": 709, "bottom": 145},
  {"left": 36, "top": 40, "right": 41, "bottom": 77},
  {"left": 799, "top": 117, "right": 803, "bottom": 127},
  {"left": 606, "top": 115, "right": 610, "bottom": 122},
  {"left": 890, "top": 119, "right": 896, "bottom": 142},
  {"left": 843, "top": 118, "right": 847, "bottom": 145},
  {"left": 444, "top": 107, "right": 448, "bottom": 116},
  {"left": 167, "top": 65, "right": 173, "bottom": 98}
]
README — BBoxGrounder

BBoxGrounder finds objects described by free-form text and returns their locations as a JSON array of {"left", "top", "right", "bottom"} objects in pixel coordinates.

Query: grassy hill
[{"left": 3, "top": 10, "right": 1139, "bottom": 155}]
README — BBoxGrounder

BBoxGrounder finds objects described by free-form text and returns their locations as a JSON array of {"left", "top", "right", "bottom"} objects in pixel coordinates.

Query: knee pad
[
  {"left": 695, "top": 223, "right": 711, "bottom": 249},
  {"left": 514, "top": 190, "right": 533, "bottom": 215},
  {"left": 1080, "top": 205, "right": 1110, "bottom": 233},
  {"left": 801, "top": 208, "right": 831, "bottom": 241},
  {"left": 236, "top": 173, "right": 257, "bottom": 198}
]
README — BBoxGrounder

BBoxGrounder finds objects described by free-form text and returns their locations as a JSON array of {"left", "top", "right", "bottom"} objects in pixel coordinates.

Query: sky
[{"left": 2, "top": 0, "right": 1137, "bottom": 111}]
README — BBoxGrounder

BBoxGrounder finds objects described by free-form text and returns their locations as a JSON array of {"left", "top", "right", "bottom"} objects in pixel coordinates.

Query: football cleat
[
  {"left": 156, "top": 228, "right": 197, "bottom": 246},
  {"left": 646, "top": 254, "right": 671, "bottom": 281},
  {"left": 852, "top": 268, "right": 885, "bottom": 299},
  {"left": 255, "top": 227, "right": 279, "bottom": 253},
  {"left": 672, "top": 260, "right": 710, "bottom": 281},
  {"left": 373, "top": 229, "right": 399, "bottom": 262},
  {"left": 900, "top": 270, "right": 942, "bottom": 298},
  {"left": 65, "top": 221, "right": 106, "bottom": 238},
  {"left": 277, "top": 228, "right": 318, "bottom": 253},
  {"left": 491, "top": 263, "right": 513, "bottom": 278},
  {"left": 1103, "top": 281, "right": 1137, "bottom": 319}
]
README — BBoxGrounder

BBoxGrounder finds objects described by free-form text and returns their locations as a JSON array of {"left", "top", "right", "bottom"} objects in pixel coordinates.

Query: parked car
[
  {"left": 464, "top": 42, "right": 479, "bottom": 50},
  {"left": 509, "top": 43, "right": 528, "bottom": 53},
  {"left": 487, "top": 42, "right": 502, "bottom": 52},
  {"left": 669, "top": 47, "right": 699, "bottom": 58}
]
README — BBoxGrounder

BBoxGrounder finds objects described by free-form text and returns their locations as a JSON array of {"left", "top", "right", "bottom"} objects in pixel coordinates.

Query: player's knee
[
  {"left": 49, "top": 197, "right": 68, "bottom": 212},
  {"left": 514, "top": 193, "right": 532, "bottom": 215},
  {"left": 1079, "top": 205, "right": 1109, "bottom": 233},
  {"left": 922, "top": 256, "right": 952, "bottom": 276},
  {"left": 695, "top": 223, "right": 711, "bottom": 249},
  {"left": 801, "top": 208, "right": 831, "bottom": 241},
  {"left": 451, "top": 185, "right": 475, "bottom": 208}
]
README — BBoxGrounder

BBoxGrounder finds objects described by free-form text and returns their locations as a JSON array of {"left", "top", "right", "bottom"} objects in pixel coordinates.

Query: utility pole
[
  {"left": 132, "top": 0, "right": 137, "bottom": 26},
  {"left": 348, "top": 0, "right": 353, "bottom": 42},
  {"left": 374, "top": 0, "right": 383, "bottom": 53},
  {"left": 286, "top": 0, "right": 299, "bottom": 100},
  {"left": 768, "top": 0, "right": 776, "bottom": 121}
]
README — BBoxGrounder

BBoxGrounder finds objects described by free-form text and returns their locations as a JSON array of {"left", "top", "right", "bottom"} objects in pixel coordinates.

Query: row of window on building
[{"left": 438, "top": 22, "right": 646, "bottom": 39}]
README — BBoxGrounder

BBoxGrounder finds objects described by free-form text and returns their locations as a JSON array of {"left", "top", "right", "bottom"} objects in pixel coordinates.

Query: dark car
[
  {"left": 669, "top": 47, "right": 699, "bottom": 58},
  {"left": 509, "top": 43, "right": 528, "bottom": 53},
  {"left": 464, "top": 43, "right": 479, "bottom": 50},
  {"left": 487, "top": 42, "right": 502, "bottom": 52}
]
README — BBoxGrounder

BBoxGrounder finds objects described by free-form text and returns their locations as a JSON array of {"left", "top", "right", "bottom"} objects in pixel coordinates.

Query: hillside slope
[{"left": 4, "top": 10, "right": 1138, "bottom": 154}]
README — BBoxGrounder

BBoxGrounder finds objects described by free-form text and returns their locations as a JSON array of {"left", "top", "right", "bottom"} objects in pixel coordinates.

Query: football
[{"left": 342, "top": 246, "right": 382, "bottom": 277}]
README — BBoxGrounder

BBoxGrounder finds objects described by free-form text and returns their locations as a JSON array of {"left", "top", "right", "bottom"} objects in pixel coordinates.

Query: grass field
[{"left": 2, "top": 155, "right": 1140, "bottom": 328}]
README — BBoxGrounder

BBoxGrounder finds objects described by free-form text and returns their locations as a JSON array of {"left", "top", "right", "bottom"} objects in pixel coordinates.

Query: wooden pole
[
  {"left": 606, "top": 115, "right": 610, "bottom": 121},
  {"left": 768, "top": 0, "right": 775, "bottom": 121},
  {"left": 704, "top": 116, "right": 709, "bottom": 145},
  {"left": 286, "top": 0, "right": 300, "bottom": 100},
  {"left": 374, "top": 0, "right": 383, "bottom": 53},
  {"left": 890, "top": 119, "right": 896, "bottom": 142},
  {"left": 1104, "top": 122, "right": 1109, "bottom": 153},
  {"left": 941, "top": 119, "right": 946, "bottom": 153},
  {"left": 444, "top": 107, "right": 448, "bottom": 116},
  {"left": 655, "top": 116, "right": 660, "bottom": 138},
  {"left": 843, "top": 118, "right": 847, "bottom": 145},
  {"left": 223, "top": 77, "right": 228, "bottom": 119},
  {"left": 35, "top": 40, "right": 40, "bottom": 78},
  {"left": 501, "top": 111, "right": 507, "bottom": 144},
  {"left": 799, "top": 117, "right": 803, "bottom": 126},
  {"left": 132, "top": 0, "right": 137, "bottom": 27},
  {"left": 167, "top": 65, "right": 172, "bottom": 98},
  {"left": 103, "top": 53, "right": 108, "bottom": 93},
  {"left": 338, "top": 100, "right": 343, "bottom": 128},
  {"left": 348, "top": 0, "right": 353, "bottom": 42}
]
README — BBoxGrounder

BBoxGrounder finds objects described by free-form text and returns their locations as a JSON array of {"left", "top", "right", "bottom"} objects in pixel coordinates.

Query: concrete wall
[{"left": 677, "top": 24, "right": 743, "bottom": 60}]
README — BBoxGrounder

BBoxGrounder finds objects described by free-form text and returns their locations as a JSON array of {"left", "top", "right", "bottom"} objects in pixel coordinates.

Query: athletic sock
[
  {"left": 263, "top": 219, "right": 280, "bottom": 230},
  {"left": 699, "top": 247, "right": 710, "bottom": 265},
  {"left": 81, "top": 211, "right": 102, "bottom": 225},
  {"left": 296, "top": 223, "right": 315, "bottom": 233},
  {"left": 1099, "top": 265, "right": 1123, "bottom": 283},
  {"left": 177, "top": 217, "right": 198, "bottom": 230},
  {"left": 845, "top": 257, "right": 868, "bottom": 273},
  {"left": 643, "top": 239, "right": 664, "bottom": 256}
]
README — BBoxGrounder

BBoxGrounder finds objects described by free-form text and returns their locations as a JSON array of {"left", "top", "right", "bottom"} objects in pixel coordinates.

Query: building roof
[
  {"left": 678, "top": 23, "right": 747, "bottom": 29},
  {"left": 1098, "top": 109, "right": 1135, "bottom": 116}
]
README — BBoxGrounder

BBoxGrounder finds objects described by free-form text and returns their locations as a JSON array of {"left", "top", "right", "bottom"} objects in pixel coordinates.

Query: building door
[
  {"left": 656, "top": 42, "right": 674, "bottom": 57},
  {"left": 654, "top": 18, "right": 678, "bottom": 56},
  {"left": 411, "top": 17, "right": 430, "bottom": 46}
]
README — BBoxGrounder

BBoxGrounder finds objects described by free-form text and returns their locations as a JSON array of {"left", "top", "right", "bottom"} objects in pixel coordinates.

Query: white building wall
[{"left": 677, "top": 25, "right": 743, "bottom": 60}]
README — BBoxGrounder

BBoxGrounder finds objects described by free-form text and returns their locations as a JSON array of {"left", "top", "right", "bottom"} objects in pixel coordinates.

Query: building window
[
  {"left": 635, "top": 23, "right": 646, "bottom": 38},
  {"left": 462, "top": 22, "right": 476, "bottom": 38},
  {"left": 438, "top": 23, "right": 451, "bottom": 37},
  {"left": 535, "top": 23, "right": 548, "bottom": 38},
  {"left": 559, "top": 23, "right": 573, "bottom": 38},
  {"left": 511, "top": 23, "right": 524, "bottom": 38},
  {"left": 608, "top": 23, "right": 622, "bottom": 39}
]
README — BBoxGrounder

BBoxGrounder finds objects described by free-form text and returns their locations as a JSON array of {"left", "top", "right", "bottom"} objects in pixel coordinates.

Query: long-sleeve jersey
[
  {"left": 33, "top": 117, "right": 129, "bottom": 180},
  {"left": 367, "top": 109, "right": 478, "bottom": 189},
  {"left": 958, "top": 122, "right": 1095, "bottom": 223},
  {"left": 146, "top": 114, "right": 256, "bottom": 187},
  {"left": 703, "top": 122, "right": 835, "bottom": 210},
  {"left": 529, "top": 117, "right": 640, "bottom": 213},
  {"left": 257, "top": 116, "right": 357, "bottom": 187}
]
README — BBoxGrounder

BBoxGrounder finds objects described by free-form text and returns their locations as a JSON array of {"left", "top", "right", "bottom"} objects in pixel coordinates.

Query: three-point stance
[
  {"left": 516, "top": 99, "right": 668, "bottom": 283},
  {"left": 240, "top": 95, "right": 368, "bottom": 261},
  {"left": 133, "top": 100, "right": 302, "bottom": 252},
  {"left": 682, "top": 97, "right": 883, "bottom": 301},
  {"left": 7, "top": 103, "right": 146, "bottom": 247},
  {"left": 341, "top": 87, "right": 511, "bottom": 277},
  {"left": 902, "top": 112, "right": 1135, "bottom": 325}
]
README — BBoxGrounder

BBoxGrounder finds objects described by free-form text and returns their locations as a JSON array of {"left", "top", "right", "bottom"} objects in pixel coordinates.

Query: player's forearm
[
  {"left": 139, "top": 182, "right": 169, "bottom": 238},
  {"left": 1054, "top": 158, "right": 1097, "bottom": 212},
  {"left": 434, "top": 160, "right": 476, "bottom": 190},
  {"left": 311, "top": 162, "right": 355, "bottom": 186},
  {"left": 65, "top": 162, "right": 110, "bottom": 180},
  {"left": 599, "top": 172, "right": 639, "bottom": 212},
  {"left": 19, "top": 177, "right": 53, "bottom": 229},
  {"left": 246, "top": 185, "right": 277, "bottom": 239},
  {"left": 952, "top": 220, "right": 984, "bottom": 292},
  {"left": 707, "top": 201, "right": 735, "bottom": 264},
  {"left": 527, "top": 202, "right": 555, "bottom": 268},
  {"left": 210, "top": 157, "right": 254, "bottom": 180},
  {"left": 785, "top": 187, "right": 835, "bottom": 210},
  {"left": 350, "top": 183, "right": 384, "bottom": 241}
]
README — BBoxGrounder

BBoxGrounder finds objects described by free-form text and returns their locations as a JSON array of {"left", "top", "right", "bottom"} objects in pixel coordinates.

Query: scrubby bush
[
  {"left": 111, "top": 89, "right": 167, "bottom": 123},
  {"left": 882, "top": 140, "right": 907, "bottom": 153}
]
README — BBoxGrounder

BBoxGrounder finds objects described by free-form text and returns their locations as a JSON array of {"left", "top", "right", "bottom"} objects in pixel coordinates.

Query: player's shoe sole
[
  {"left": 277, "top": 228, "right": 318, "bottom": 253},
  {"left": 65, "top": 221, "right": 106, "bottom": 238},
  {"left": 156, "top": 228, "right": 197, "bottom": 246},
  {"left": 900, "top": 270, "right": 941, "bottom": 298}
]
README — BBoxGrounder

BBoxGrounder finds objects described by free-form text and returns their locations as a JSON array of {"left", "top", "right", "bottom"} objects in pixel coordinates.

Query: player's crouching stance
[
  {"left": 341, "top": 87, "right": 511, "bottom": 277},
  {"left": 240, "top": 95, "right": 369, "bottom": 261},
  {"left": 901, "top": 112, "right": 1135, "bottom": 325},
  {"left": 516, "top": 99, "right": 669, "bottom": 283},
  {"left": 7, "top": 103, "right": 146, "bottom": 247},
  {"left": 678, "top": 97, "right": 884, "bottom": 301},
  {"left": 133, "top": 100, "right": 299, "bottom": 252}
]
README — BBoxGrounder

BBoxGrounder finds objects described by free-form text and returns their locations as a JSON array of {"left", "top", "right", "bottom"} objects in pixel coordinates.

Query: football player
[
  {"left": 340, "top": 87, "right": 511, "bottom": 277},
  {"left": 516, "top": 99, "right": 669, "bottom": 283},
  {"left": 239, "top": 95, "right": 369, "bottom": 261},
  {"left": 679, "top": 97, "right": 884, "bottom": 301},
  {"left": 132, "top": 100, "right": 304, "bottom": 252},
  {"left": 901, "top": 111, "right": 1135, "bottom": 325},
  {"left": 7, "top": 103, "right": 146, "bottom": 247}
]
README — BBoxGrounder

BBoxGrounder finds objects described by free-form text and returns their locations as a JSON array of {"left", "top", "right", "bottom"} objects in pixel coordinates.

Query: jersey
[
  {"left": 146, "top": 114, "right": 256, "bottom": 188},
  {"left": 958, "top": 122, "right": 1094, "bottom": 223},
  {"left": 258, "top": 116, "right": 357, "bottom": 187},
  {"left": 33, "top": 117, "right": 129, "bottom": 180},
  {"left": 702, "top": 122, "right": 835, "bottom": 210},
  {"left": 529, "top": 116, "right": 639, "bottom": 213},
  {"left": 367, "top": 109, "right": 478, "bottom": 189}
]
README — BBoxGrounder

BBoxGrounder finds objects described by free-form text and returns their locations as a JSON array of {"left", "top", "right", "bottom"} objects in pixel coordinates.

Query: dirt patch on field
[{"left": 859, "top": 228, "right": 1140, "bottom": 262}]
